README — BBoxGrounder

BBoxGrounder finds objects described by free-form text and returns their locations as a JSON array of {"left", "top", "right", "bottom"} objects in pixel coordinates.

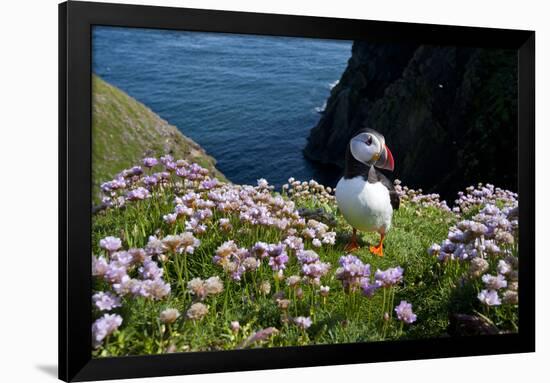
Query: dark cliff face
[{"left": 304, "top": 42, "right": 518, "bottom": 200}]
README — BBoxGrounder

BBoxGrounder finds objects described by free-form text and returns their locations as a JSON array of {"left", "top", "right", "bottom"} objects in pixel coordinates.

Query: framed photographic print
[{"left": 59, "top": 1, "right": 535, "bottom": 381}]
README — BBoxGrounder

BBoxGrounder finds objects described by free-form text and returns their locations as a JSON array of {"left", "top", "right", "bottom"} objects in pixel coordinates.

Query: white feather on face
[{"left": 349, "top": 132, "right": 383, "bottom": 165}]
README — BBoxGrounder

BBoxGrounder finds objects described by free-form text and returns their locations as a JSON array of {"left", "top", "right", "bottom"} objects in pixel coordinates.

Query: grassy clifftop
[{"left": 92, "top": 74, "right": 226, "bottom": 201}]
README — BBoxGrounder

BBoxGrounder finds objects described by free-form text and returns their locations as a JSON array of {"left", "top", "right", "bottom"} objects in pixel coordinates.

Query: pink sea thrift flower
[
  {"left": 478, "top": 289, "right": 501, "bottom": 306},
  {"left": 394, "top": 301, "right": 417, "bottom": 324},
  {"left": 92, "top": 314, "right": 122, "bottom": 348},
  {"left": 99, "top": 236, "right": 122, "bottom": 253},
  {"left": 93, "top": 292, "right": 122, "bottom": 311},
  {"left": 294, "top": 316, "right": 312, "bottom": 330}
]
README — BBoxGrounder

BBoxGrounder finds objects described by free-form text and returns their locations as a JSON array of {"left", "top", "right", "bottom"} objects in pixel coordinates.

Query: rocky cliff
[{"left": 304, "top": 42, "right": 518, "bottom": 199}]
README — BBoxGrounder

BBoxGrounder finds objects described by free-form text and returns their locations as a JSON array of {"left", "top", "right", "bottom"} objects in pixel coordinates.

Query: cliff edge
[{"left": 304, "top": 42, "right": 518, "bottom": 198}]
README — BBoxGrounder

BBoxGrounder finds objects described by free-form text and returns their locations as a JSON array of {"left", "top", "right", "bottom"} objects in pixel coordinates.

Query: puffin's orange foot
[
  {"left": 345, "top": 228, "right": 360, "bottom": 252},
  {"left": 369, "top": 244, "right": 384, "bottom": 257},
  {"left": 345, "top": 241, "right": 360, "bottom": 252}
]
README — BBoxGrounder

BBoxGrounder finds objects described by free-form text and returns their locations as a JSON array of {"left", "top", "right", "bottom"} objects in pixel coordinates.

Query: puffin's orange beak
[
  {"left": 376, "top": 144, "right": 394, "bottom": 171},
  {"left": 385, "top": 145, "right": 395, "bottom": 171}
]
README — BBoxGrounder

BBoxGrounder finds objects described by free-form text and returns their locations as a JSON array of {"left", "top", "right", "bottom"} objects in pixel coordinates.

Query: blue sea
[{"left": 92, "top": 26, "right": 352, "bottom": 187}]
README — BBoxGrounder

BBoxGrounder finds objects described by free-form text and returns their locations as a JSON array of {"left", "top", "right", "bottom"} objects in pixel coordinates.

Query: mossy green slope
[{"left": 92, "top": 74, "right": 226, "bottom": 201}]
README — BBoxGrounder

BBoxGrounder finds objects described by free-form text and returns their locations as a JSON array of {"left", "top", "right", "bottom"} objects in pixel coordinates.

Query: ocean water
[{"left": 92, "top": 26, "right": 352, "bottom": 187}]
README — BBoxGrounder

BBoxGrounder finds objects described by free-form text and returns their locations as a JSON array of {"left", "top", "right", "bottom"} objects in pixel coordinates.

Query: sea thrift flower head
[
  {"left": 104, "top": 262, "right": 127, "bottom": 284},
  {"left": 497, "top": 260, "right": 512, "bottom": 275},
  {"left": 146, "top": 235, "right": 166, "bottom": 256},
  {"left": 162, "top": 232, "right": 200, "bottom": 254},
  {"left": 319, "top": 285, "right": 330, "bottom": 297},
  {"left": 502, "top": 290, "right": 518, "bottom": 305},
  {"left": 484, "top": 241, "right": 501, "bottom": 256},
  {"left": 99, "top": 236, "right": 122, "bottom": 253},
  {"left": 301, "top": 228, "right": 316, "bottom": 239},
  {"left": 101, "top": 177, "right": 126, "bottom": 193},
  {"left": 163, "top": 213, "right": 178, "bottom": 224},
  {"left": 142, "top": 157, "right": 158, "bottom": 168},
  {"left": 257, "top": 178, "right": 269, "bottom": 189},
  {"left": 243, "top": 257, "right": 260, "bottom": 271},
  {"left": 176, "top": 159, "right": 189, "bottom": 168},
  {"left": 296, "top": 250, "right": 319, "bottom": 264},
  {"left": 186, "top": 303, "right": 209, "bottom": 321},
  {"left": 481, "top": 274, "right": 508, "bottom": 290},
  {"left": 200, "top": 178, "right": 219, "bottom": 190},
  {"left": 218, "top": 218, "right": 233, "bottom": 232},
  {"left": 175, "top": 204, "right": 194, "bottom": 217},
  {"left": 469, "top": 257, "right": 489, "bottom": 277},
  {"left": 276, "top": 298, "right": 291, "bottom": 310},
  {"left": 92, "top": 314, "right": 122, "bottom": 348},
  {"left": 286, "top": 275, "right": 301, "bottom": 288},
  {"left": 185, "top": 218, "right": 207, "bottom": 235},
  {"left": 243, "top": 327, "right": 279, "bottom": 347},
  {"left": 216, "top": 240, "right": 238, "bottom": 259},
  {"left": 394, "top": 301, "right": 417, "bottom": 324},
  {"left": 250, "top": 242, "right": 270, "bottom": 259},
  {"left": 478, "top": 289, "right": 501, "bottom": 306},
  {"left": 127, "top": 165, "right": 143, "bottom": 177},
  {"left": 178, "top": 232, "right": 201, "bottom": 254},
  {"left": 92, "top": 256, "right": 109, "bottom": 277},
  {"left": 283, "top": 236, "right": 304, "bottom": 252},
  {"left": 268, "top": 253, "right": 289, "bottom": 271},
  {"left": 204, "top": 276, "right": 224, "bottom": 296},
  {"left": 374, "top": 266, "right": 404, "bottom": 287},
  {"left": 143, "top": 175, "right": 159, "bottom": 187},
  {"left": 321, "top": 231, "right": 336, "bottom": 245},
  {"left": 294, "top": 316, "right": 312, "bottom": 330},
  {"left": 160, "top": 308, "right": 180, "bottom": 324},
  {"left": 93, "top": 292, "right": 122, "bottom": 311},
  {"left": 142, "top": 279, "right": 171, "bottom": 300},
  {"left": 259, "top": 281, "right": 271, "bottom": 295},
  {"left": 495, "top": 231, "right": 514, "bottom": 245},
  {"left": 139, "top": 259, "right": 163, "bottom": 280},
  {"left": 161, "top": 234, "right": 184, "bottom": 252},
  {"left": 481, "top": 204, "right": 500, "bottom": 216},
  {"left": 111, "top": 251, "right": 134, "bottom": 267},
  {"left": 112, "top": 276, "right": 142, "bottom": 296},
  {"left": 187, "top": 278, "right": 207, "bottom": 300},
  {"left": 230, "top": 321, "right": 240, "bottom": 333},
  {"left": 301, "top": 261, "right": 331, "bottom": 283},
  {"left": 336, "top": 255, "right": 371, "bottom": 292},
  {"left": 267, "top": 244, "right": 289, "bottom": 271},
  {"left": 361, "top": 279, "right": 381, "bottom": 297},
  {"left": 126, "top": 187, "right": 150, "bottom": 201},
  {"left": 128, "top": 248, "right": 147, "bottom": 264},
  {"left": 160, "top": 154, "right": 174, "bottom": 165}
]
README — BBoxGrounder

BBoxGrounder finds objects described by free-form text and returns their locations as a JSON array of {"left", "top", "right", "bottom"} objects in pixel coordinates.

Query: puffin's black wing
[{"left": 367, "top": 166, "right": 400, "bottom": 210}]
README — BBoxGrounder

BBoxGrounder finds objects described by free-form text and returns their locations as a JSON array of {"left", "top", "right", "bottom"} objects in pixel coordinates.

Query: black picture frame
[{"left": 59, "top": 1, "right": 535, "bottom": 381}]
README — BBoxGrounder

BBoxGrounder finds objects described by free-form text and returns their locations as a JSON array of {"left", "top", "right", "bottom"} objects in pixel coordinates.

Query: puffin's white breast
[{"left": 335, "top": 176, "right": 393, "bottom": 233}]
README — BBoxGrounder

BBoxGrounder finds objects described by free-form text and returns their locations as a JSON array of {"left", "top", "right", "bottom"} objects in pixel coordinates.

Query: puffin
[{"left": 335, "top": 128, "right": 399, "bottom": 256}]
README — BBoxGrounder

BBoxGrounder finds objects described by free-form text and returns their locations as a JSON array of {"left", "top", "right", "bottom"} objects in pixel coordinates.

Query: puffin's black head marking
[{"left": 344, "top": 128, "right": 394, "bottom": 178}]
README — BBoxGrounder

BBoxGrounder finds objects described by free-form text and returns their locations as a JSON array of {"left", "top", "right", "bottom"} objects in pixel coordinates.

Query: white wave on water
[
  {"left": 315, "top": 79, "right": 339, "bottom": 112},
  {"left": 315, "top": 101, "right": 327, "bottom": 113}
]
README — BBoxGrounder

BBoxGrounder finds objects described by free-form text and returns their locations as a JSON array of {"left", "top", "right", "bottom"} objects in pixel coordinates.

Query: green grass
[{"left": 91, "top": 167, "right": 521, "bottom": 358}]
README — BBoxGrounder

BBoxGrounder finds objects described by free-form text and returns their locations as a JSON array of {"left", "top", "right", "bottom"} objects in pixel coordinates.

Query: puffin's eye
[{"left": 365, "top": 135, "right": 373, "bottom": 145}]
